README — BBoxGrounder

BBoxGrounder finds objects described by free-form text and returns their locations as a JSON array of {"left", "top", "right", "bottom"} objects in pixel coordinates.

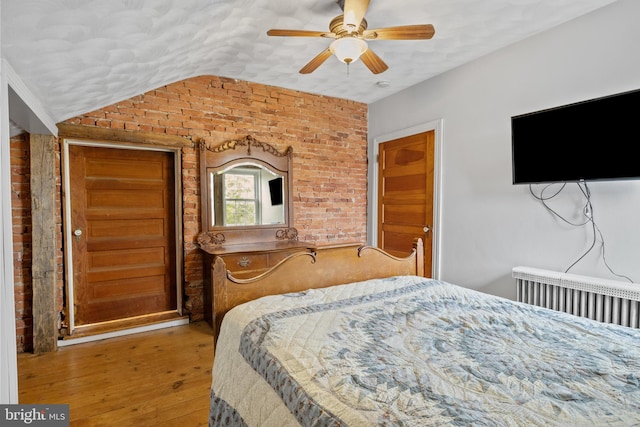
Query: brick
[{"left": 11, "top": 75, "right": 367, "bottom": 352}]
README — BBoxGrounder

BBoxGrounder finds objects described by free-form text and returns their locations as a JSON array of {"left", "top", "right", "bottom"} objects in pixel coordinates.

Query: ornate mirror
[{"left": 198, "top": 135, "right": 296, "bottom": 249}]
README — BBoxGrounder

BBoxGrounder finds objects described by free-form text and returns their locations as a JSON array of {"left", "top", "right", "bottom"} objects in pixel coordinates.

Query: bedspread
[{"left": 210, "top": 276, "right": 640, "bottom": 426}]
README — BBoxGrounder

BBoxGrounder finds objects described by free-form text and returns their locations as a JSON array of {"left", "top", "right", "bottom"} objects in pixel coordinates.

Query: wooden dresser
[
  {"left": 199, "top": 240, "right": 314, "bottom": 325},
  {"left": 196, "top": 135, "right": 308, "bottom": 327}
]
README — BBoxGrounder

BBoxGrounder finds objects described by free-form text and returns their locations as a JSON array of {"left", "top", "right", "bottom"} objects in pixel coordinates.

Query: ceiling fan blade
[
  {"left": 299, "top": 48, "right": 333, "bottom": 74},
  {"left": 343, "top": 0, "right": 370, "bottom": 32},
  {"left": 267, "top": 29, "right": 335, "bottom": 38},
  {"left": 363, "top": 24, "right": 435, "bottom": 40},
  {"left": 360, "top": 48, "right": 388, "bottom": 74}
]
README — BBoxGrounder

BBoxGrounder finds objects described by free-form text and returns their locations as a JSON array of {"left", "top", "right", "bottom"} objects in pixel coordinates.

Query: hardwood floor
[{"left": 17, "top": 321, "right": 213, "bottom": 426}]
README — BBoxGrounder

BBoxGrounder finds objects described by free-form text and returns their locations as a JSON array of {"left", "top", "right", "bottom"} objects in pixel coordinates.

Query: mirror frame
[{"left": 197, "top": 135, "right": 295, "bottom": 248}]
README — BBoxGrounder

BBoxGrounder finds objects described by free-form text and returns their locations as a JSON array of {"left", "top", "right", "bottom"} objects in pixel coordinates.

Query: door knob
[
  {"left": 74, "top": 228, "right": 82, "bottom": 241},
  {"left": 423, "top": 225, "right": 430, "bottom": 233}
]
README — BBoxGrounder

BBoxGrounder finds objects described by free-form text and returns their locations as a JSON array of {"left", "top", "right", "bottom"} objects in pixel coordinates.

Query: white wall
[
  {"left": 1, "top": 27, "right": 57, "bottom": 402},
  {"left": 369, "top": 0, "right": 640, "bottom": 298},
  {"left": 1, "top": 24, "right": 20, "bottom": 405}
]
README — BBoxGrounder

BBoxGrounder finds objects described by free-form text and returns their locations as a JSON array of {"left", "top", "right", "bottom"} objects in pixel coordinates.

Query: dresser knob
[{"left": 237, "top": 257, "right": 251, "bottom": 268}]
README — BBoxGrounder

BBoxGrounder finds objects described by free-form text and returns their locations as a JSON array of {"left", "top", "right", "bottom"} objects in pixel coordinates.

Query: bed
[{"left": 209, "top": 240, "right": 640, "bottom": 426}]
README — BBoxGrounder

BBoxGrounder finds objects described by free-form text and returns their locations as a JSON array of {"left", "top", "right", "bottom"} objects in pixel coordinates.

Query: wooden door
[
  {"left": 378, "top": 131, "right": 434, "bottom": 277},
  {"left": 68, "top": 145, "right": 176, "bottom": 326}
]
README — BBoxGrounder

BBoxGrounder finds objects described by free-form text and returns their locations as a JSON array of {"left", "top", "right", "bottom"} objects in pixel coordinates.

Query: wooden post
[{"left": 30, "top": 133, "right": 58, "bottom": 353}]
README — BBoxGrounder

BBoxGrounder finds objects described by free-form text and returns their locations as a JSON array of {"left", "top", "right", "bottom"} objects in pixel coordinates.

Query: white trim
[
  {"left": 63, "top": 138, "right": 178, "bottom": 152},
  {"left": 1, "top": 57, "right": 19, "bottom": 404},
  {"left": 57, "top": 318, "right": 190, "bottom": 347},
  {"left": 3, "top": 59, "right": 57, "bottom": 136},
  {"left": 61, "top": 141, "right": 74, "bottom": 331},
  {"left": 370, "top": 119, "right": 444, "bottom": 280},
  {"left": 62, "top": 138, "right": 184, "bottom": 334}
]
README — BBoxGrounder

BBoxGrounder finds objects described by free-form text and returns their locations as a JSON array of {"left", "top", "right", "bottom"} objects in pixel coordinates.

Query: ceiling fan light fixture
[{"left": 330, "top": 37, "right": 368, "bottom": 64}]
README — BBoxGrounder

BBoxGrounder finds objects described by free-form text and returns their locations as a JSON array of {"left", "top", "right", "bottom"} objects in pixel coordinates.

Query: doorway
[
  {"left": 372, "top": 120, "right": 442, "bottom": 279},
  {"left": 62, "top": 140, "right": 183, "bottom": 337}
]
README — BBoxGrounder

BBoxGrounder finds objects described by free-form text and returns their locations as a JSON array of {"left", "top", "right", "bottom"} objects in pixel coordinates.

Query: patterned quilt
[{"left": 209, "top": 276, "right": 640, "bottom": 426}]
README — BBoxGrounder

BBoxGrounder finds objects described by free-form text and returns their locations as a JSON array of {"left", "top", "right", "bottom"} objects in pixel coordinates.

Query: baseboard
[{"left": 58, "top": 317, "right": 190, "bottom": 347}]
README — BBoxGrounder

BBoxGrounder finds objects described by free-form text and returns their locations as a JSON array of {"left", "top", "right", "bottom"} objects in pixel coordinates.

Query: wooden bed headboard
[{"left": 211, "top": 238, "right": 424, "bottom": 346}]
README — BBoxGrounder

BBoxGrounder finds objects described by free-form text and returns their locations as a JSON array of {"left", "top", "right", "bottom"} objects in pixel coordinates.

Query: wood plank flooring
[{"left": 17, "top": 321, "right": 213, "bottom": 426}]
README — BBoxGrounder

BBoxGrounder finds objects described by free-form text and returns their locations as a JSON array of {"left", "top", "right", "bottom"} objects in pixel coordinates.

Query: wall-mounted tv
[
  {"left": 511, "top": 88, "right": 640, "bottom": 185},
  {"left": 268, "top": 177, "right": 283, "bottom": 206}
]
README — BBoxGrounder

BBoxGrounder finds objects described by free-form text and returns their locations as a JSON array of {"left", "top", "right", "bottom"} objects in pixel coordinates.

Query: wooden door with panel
[
  {"left": 68, "top": 145, "right": 177, "bottom": 329},
  {"left": 377, "top": 131, "right": 434, "bottom": 277}
]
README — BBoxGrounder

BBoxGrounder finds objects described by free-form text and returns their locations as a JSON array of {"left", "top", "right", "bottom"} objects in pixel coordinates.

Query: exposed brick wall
[
  {"left": 12, "top": 75, "right": 368, "bottom": 351},
  {"left": 11, "top": 134, "right": 33, "bottom": 353}
]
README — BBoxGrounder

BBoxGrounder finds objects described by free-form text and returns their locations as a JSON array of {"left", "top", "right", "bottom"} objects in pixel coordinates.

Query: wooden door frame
[
  {"left": 61, "top": 138, "right": 184, "bottom": 335},
  {"left": 369, "top": 119, "right": 443, "bottom": 279}
]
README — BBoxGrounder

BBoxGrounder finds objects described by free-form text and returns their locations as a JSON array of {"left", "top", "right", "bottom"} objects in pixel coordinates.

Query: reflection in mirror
[{"left": 209, "top": 164, "right": 285, "bottom": 227}]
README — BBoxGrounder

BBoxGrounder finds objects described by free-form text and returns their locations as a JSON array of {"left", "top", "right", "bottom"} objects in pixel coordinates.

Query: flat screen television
[
  {"left": 511, "top": 88, "right": 640, "bottom": 184},
  {"left": 268, "top": 177, "right": 283, "bottom": 206}
]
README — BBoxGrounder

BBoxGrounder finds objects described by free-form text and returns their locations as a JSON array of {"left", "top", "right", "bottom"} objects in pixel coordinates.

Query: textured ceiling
[{"left": 2, "top": 0, "right": 617, "bottom": 124}]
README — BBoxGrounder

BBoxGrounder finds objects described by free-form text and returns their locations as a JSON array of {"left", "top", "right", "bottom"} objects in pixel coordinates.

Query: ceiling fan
[{"left": 266, "top": 0, "right": 435, "bottom": 74}]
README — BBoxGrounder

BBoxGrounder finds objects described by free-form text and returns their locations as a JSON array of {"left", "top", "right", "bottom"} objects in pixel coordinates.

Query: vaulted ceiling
[{"left": 2, "top": 0, "right": 617, "bottom": 125}]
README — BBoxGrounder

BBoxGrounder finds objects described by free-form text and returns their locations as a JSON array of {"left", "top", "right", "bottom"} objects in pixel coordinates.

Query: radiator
[{"left": 512, "top": 266, "right": 640, "bottom": 328}]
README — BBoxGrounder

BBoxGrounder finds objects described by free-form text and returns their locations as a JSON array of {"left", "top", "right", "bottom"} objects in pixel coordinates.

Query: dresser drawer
[
  {"left": 202, "top": 242, "right": 313, "bottom": 326},
  {"left": 221, "top": 253, "right": 269, "bottom": 272},
  {"left": 268, "top": 250, "right": 301, "bottom": 265}
]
